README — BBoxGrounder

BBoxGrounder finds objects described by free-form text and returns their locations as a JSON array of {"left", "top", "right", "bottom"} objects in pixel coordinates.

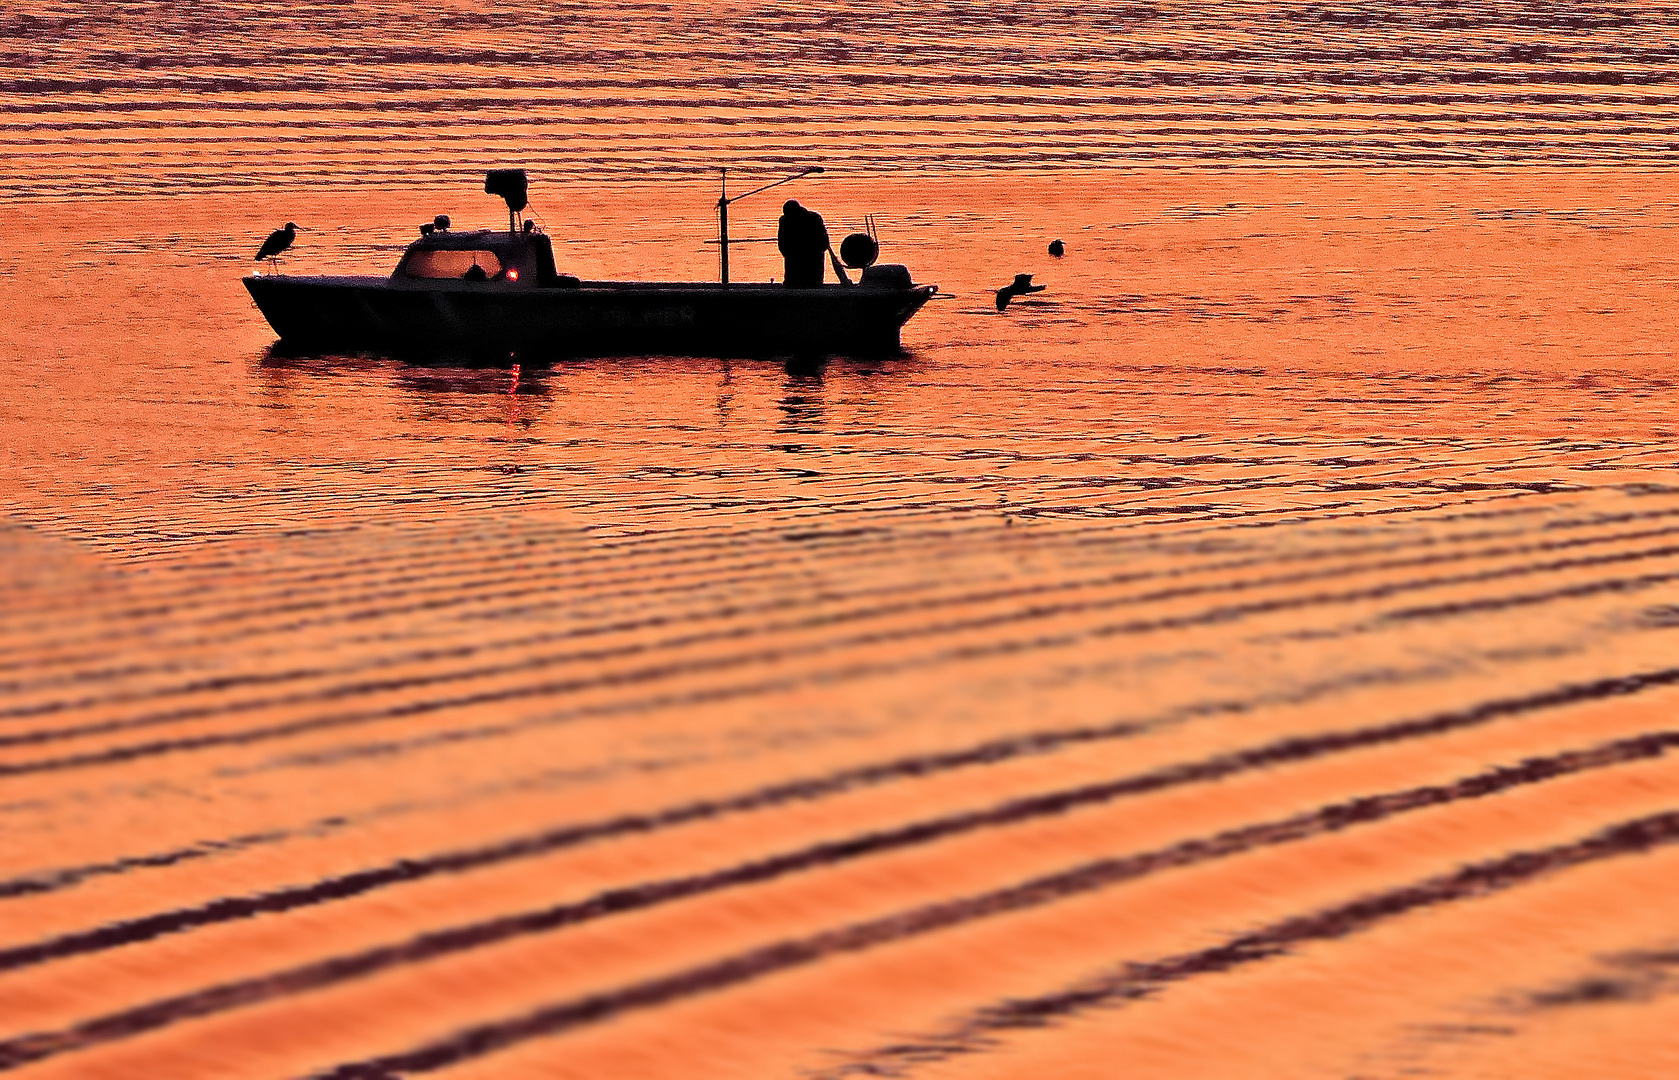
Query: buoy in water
[{"left": 1048, "top": 239, "right": 1065, "bottom": 256}]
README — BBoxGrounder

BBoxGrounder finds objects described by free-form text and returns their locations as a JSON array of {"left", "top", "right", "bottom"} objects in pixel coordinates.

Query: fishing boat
[{"left": 243, "top": 168, "right": 937, "bottom": 356}]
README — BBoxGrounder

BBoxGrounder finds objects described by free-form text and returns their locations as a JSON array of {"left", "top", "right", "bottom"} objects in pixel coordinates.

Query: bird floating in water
[
  {"left": 1048, "top": 239, "right": 1065, "bottom": 257},
  {"left": 254, "top": 222, "right": 302, "bottom": 273},
  {"left": 995, "top": 273, "right": 1046, "bottom": 311}
]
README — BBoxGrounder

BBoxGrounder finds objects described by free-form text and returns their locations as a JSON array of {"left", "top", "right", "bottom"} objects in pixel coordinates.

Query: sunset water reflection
[{"left": 4, "top": 4, "right": 1679, "bottom": 1078}]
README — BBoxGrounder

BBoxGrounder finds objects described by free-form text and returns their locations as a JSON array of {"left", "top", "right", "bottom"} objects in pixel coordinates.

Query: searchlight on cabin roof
[{"left": 485, "top": 169, "right": 529, "bottom": 232}]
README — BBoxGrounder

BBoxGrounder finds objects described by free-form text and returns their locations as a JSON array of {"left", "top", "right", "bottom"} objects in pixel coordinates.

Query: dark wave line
[
  {"left": 14, "top": 502, "right": 1675, "bottom": 726},
  {"left": 6, "top": 157, "right": 1679, "bottom": 203},
  {"left": 2, "top": 721, "right": 1673, "bottom": 1071},
  {"left": 11, "top": 105, "right": 1679, "bottom": 139},
  {"left": 8, "top": 58, "right": 1679, "bottom": 97},
  {"left": 814, "top": 811, "right": 1679, "bottom": 1078},
  {"left": 0, "top": 493, "right": 1073, "bottom": 663},
  {"left": 12, "top": 150, "right": 1679, "bottom": 200},
  {"left": 1382, "top": 568, "right": 1679, "bottom": 622},
  {"left": 12, "top": 53, "right": 1678, "bottom": 86},
  {"left": 0, "top": 467, "right": 1605, "bottom": 629},
  {"left": 0, "top": 651, "right": 1482, "bottom": 890},
  {"left": 290, "top": 798, "right": 1679, "bottom": 1077},
  {"left": 0, "top": 826, "right": 301, "bottom": 901},
  {"left": 0, "top": 128, "right": 1583, "bottom": 169},
  {"left": 0, "top": 664, "right": 1672, "bottom": 989},
  {"left": 0, "top": 484, "right": 1604, "bottom": 688},
  {"left": 0, "top": 463, "right": 1591, "bottom": 601},
  {"left": 5, "top": 87, "right": 1677, "bottom": 118},
  {"left": 1, "top": 539, "right": 1668, "bottom": 779},
  {"left": 6, "top": 520, "right": 1676, "bottom": 765},
  {"left": 11, "top": 119, "right": 1679, "bottom": 145},
  {"left": 10, "top": 135, "right": 1679, "bottom": 175},
  {"left": 0, "top": 747, "right": 712, "bottom": 903},
  {"left": 0, "top": 538, "right": 1098, "bottom": 722},
  {"left": 11, "top": 116, "right": 1679, "bottom": 154},
  {"left": 220, "top": 631, "right": 1499, "bottom": 776},
  {"left": 0, "top": 524, "right": 831, "bottom": 665},
  {"left": 16, "top": 42, "right": 1679, "bottom": 76},
  {"left": 0, "top": 462, "right": 1504, "bottom": 660}
]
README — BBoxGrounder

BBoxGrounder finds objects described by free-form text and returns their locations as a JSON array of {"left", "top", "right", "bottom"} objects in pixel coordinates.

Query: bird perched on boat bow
[
  {"left": 995, "top": 273, "right": 1046, "bottom": 311},
  {"left": 254, "top": 222, "right": 303, "bottom": 272}
]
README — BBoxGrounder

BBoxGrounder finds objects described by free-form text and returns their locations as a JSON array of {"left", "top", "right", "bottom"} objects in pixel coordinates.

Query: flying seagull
[
  {"left": 254, "top": 222, "right": 303, "bottom": 272},
  {"left": 995, "top": 273, "right": 1046, "bottom": 311}
]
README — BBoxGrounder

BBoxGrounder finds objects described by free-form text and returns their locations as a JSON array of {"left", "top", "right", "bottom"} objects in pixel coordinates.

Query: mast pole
[
  {"left": 718, "top": 168, "right": 730, "bottom": 285},
  {"left": 714, "top": 164, "right": 820, "bottom": 286}
]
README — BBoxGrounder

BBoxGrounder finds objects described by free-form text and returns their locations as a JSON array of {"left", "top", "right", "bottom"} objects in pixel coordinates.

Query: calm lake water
[{"left": 4, "top": 4, "right": 1679, "bottom": 1079}]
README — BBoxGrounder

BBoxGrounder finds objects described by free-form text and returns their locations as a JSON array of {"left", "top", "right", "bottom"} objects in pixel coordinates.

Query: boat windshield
[{"left": 403, "top": 249, "right": 505, "bottom": 280}]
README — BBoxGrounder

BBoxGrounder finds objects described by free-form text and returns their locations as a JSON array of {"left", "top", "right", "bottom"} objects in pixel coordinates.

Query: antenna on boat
[{"left": 715, "top": 165, "right": 824, "bottom": 285}]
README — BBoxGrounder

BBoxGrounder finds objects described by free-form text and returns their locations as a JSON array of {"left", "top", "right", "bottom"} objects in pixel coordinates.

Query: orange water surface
[{"left": 4, "top": 4, "right": 1679, "bottom": 1079}]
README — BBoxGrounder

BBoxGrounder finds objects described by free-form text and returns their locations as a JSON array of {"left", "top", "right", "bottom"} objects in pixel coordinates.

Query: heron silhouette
[{"left": 254, "top": 222, "right": 303, "bottom": 273}]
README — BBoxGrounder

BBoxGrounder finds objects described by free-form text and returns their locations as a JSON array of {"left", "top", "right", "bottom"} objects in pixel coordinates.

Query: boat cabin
[{"left": 392, "top": 228, "right": 560, "bottom": 287}]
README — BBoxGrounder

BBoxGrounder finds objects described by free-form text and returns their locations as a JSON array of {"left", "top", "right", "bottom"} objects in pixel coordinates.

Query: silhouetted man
[{"left": 778, "top": 199, "right": 829, "bottom": 287}]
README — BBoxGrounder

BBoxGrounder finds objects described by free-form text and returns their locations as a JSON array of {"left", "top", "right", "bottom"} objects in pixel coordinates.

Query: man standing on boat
[{"left": 778, "top": 199, "right": 829, "bottom": 287}]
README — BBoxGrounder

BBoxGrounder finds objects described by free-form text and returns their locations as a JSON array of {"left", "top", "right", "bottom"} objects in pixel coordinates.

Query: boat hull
[{"left": 243, "top": 276, "right": 935, "bottom": 356}]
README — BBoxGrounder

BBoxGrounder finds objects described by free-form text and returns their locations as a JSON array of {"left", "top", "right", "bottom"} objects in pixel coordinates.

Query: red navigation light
[{"left": 506, "top": 268, "right": 520, "bottom": 282}]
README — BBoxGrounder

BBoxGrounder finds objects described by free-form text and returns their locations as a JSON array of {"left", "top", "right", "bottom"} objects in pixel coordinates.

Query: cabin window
[{"left": 402, "top": 249, "right": 505, "bottom": 280}]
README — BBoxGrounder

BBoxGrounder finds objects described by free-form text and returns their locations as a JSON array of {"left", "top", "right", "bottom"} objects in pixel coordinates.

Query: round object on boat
[
  {"left": 839, "top": 232, "right": 879, "bottom": 269},
  {"left": 434, "top": 214, "right": 451, "bottom": 231}
]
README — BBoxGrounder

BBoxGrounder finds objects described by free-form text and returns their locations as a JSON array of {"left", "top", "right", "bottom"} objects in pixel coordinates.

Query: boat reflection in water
[{"left": 243, "top": 168, "right": 938, "bottom": 357}]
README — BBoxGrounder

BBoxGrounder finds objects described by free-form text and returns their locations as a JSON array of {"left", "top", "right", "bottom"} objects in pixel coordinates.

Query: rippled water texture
[
  {"left": 5, "top": 4, "right": 1679, "bottom": 1080},
  {"left": 8, "top": 0, "right": 1679, "bottom": 196}
]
